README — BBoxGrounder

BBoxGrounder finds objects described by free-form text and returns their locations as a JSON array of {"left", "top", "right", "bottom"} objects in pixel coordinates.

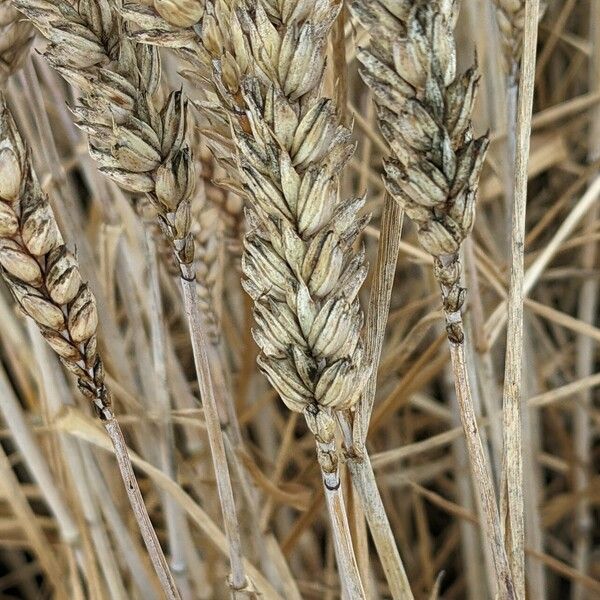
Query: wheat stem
[
  {"left": 337, "top": 194, "right": 414, "bottom": 600},
  {"left": 145, "top": 229, "right": 194, "bottom": 596},
  {"left": 104, "top": 417, "right": 181, "bottom": 599},
  {"left": 500, "top": 4, "right": 540, "bottom": 597},
  {"left": 345, "top": 450, "right": 413, "bottom": 600},
  {"left": 179, "top": 268, "right": 251, "bottom": 596},
  {"left": 312, "top": 432, "right": 366, "bottom": 600},
  {"left": 447, "top": 332, "right": 515, "bottom": 600}
]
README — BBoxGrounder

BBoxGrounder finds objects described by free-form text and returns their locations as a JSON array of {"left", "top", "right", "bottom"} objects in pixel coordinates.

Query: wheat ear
[
  {"left": 0, "top": 1, "right": 34, "bottom": 86},
  {"left": 225, "top": 3, "right": 369, "bottom": 595},
  {"left": 0, "top": 94, "right": 180, "bottom": 600},
  {"left": 352, "top": 1, "right": 517, "bottom": 598},
  {"left": 15, "top": 0, "right": 251, "bottom": 594}
]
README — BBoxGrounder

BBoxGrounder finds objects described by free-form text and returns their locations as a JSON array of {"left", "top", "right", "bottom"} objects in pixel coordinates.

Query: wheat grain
[
  {"left": 154, "top": 0, "right": 203, "bottom": 27},
  {"left": 0, "top": 93, "right": 180, "bottom": 599},
  {"left": 0, "top": 1, "right": 34, "bottom": 86}
]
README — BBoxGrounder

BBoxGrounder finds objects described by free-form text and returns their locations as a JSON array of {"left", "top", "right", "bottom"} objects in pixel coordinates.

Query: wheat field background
[{"left": 0, "top": 0, "right": 598, "bottom": 598}]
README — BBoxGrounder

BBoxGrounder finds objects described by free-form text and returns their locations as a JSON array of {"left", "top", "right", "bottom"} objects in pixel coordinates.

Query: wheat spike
[
  {"left": 493, "top": 0, "right": 546, "bottom": 80},
  {"left": 235, "top": 1, "right": 369, "bottom": 426},
  {"left": 0, "top": 94, "right": 181, "bottom": 599},
  {"left": 0, "top": 95, "right": 107, "bottom": 417},
  {"left": 228, "top": 5, "right": 369, "bottom": 594},
  {"left": 0, "top": 1, "right": 34, "bottom": 86},
  {"left": 15, "top": 0, "right": 195, "bottom": 272},
  {"left": 124, "top": 0, "right": 370, "bottom": 471},
  {"left": 352, "top": 0, "right": 486, "bottom": 343},
  {"left": 350, "top": 1, "right": 517, "bottom": 598}
]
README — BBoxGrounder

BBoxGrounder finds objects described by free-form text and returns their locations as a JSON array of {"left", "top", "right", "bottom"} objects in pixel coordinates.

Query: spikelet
[
  {"left": 0, "top": 95, "right": 111, "bottom": 420},
  {"left": 138, "top": 175, "right": 223, "bottom": 344},
  {"left": 15, "top": 0, "right": 196, "bottom": 272},
  {"left": 351, "top": 0, "right": 489, "bottom": 344},
  {"left": 154, "top": 0, "right": 203, "bottom": 27},
  {"left": 0, "top": 1, "right": 34, "bottom": 86}
]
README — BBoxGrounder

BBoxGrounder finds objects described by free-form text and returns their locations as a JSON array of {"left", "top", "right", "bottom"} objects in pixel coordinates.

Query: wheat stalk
[
  {"left": 14, "top": 1, "right": 255, "bottom": 594},
  {"left": 351, "top": 1, "right": 517, "bottom": 598},
  {"left": 0, "top": 94, "right": 180, "bottom": 599},
  {"left": 492, "top": 1, "right": 543, "bottom": 596},
  {"left": 497, "top": 2, "right": 540, "bottom": 598},
  {"left": 0, "top": 1, "right": 34, "bottom": 86}
]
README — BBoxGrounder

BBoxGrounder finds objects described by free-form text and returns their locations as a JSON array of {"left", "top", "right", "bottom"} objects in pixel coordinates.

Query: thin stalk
[
  {"left": 80, "top": 449, "right": 161, "bottom": 599},
  {"left": 73, "top": 443, "right": 134, "bottom": 600},
  {"left": 464, "top": 238, "right": 503, "bottom": 482},
  {"left": 441, "top": 351, "right": 489, "bottom": 600},
  {"left": 345, "top": 197, "right": 413, "bottom": 599},
  {"left": 0, "top": 437, "right": 70, "bottom": 597},
  {"left": 345, "top": 453, "right": 413, "bottom": 600},
  {"left": 487, "top": 175, "right": 600, "bottom": 345},
  {"left": 179, "top": 267, "right": 249, "bottom": 595},
  {"left": 339, "top": 410, "right": 412, "bottom": 599},
  {"left": 145, "top": 231, "right": 194, "bottom": 598},
  {"left": 445, "top": 310, "right": 515, "bottom": 599},
  {"left": 500, "top": 2, "right": 540, "bottom": 598},
  {"left": 103, "top": 416, "right": 181, "bottom": 600},
  {"left": 313, "top": 434, "right": 366, "bottom": 600},
  {"left": 504, "top": 81, "right": 518, "bottom": 254}
]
